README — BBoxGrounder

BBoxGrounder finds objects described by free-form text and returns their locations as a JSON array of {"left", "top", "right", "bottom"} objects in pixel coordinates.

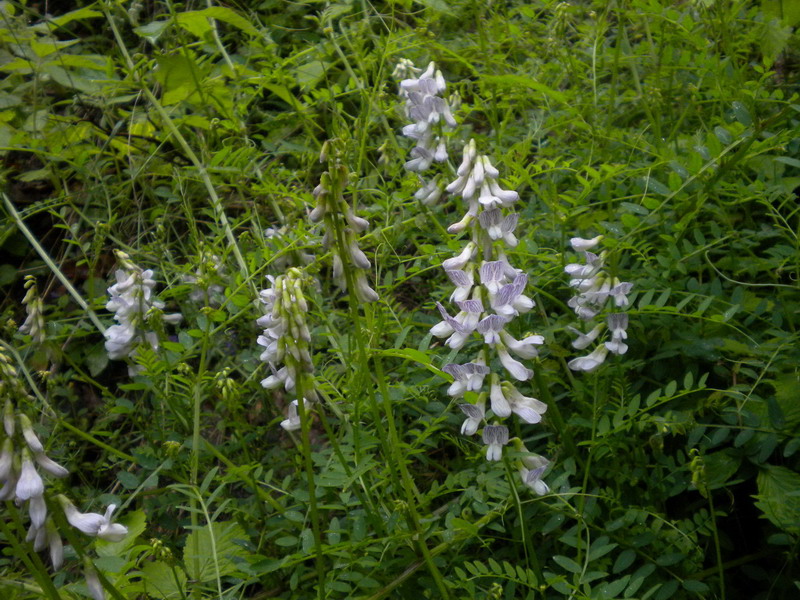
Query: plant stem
[{"left": 293, "top": 376, "right": 326, "bottom": 600}]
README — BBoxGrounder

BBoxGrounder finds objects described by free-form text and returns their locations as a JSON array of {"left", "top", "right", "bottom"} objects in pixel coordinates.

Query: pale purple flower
[
  {"left": 46, "top": 521, "right": 63, "bottom": 569},
  {"left": 483, "top": 425, "right": 509, "bottom": 461},
  {"left": 353, "top": 272, "right": 380, "bottom": 303},
  {"left": 459, "top": 399, "right": 485, "bottom": 436},
  {"left": 605, "top": 313, "right": 629, "bottom": 355},
  {"left": 446, "top": 269, "right": 474, "bottom": 303},
  {"left": 506, "top": 386, "right": 547, "bottom": 424},
  {"left": 0, "top": 439, "right": 12, "bottom": 481},
  {"left": 442, "top": 242, "right": 477, "bottom": 271},
  {"left": 568, "top": 345, "right": 609, "bottom": 372},
  {"left": 570, "top": 235, "right": 603, "bottom": 251},
  {"left": 29, "top": 494, "right": 46, "bottom": 529},
  {"left": 85, "top": 566, "right": 104, "bottom": 600},
  {"left": 479, "top": 261, "right": 506, "bottom": 295},
  {"left": 566, "top": 324, "right": 604, "bottom": 350},
  {"left": 520, "top": 465, "right": 549, "bottom": 495},
  {"left": 497, "top": 345, "right": 533, "bottom": 381},
  {"left": 443, "top": 363, "right": 490, "bottom": 397},
  {"left": 500, "top": 331, "right": 545, "bottom": 359},
  {"left": 15, "top": 452, "right": 43, "bottom": 501},
  {"left": 611, "top": 281, "right": 633, "bottom": 307},
  {"left": 477, "top": 314, "right": 507, "bottom": 345},
  {"left": 489, "top": 377, "right": 511, "bottom": 417},
  {"left": 280, "top": 400, "right": 301, "bottom": 432},
  {"left": 61, "top": 499, "right": 128, "bottom": 542}
]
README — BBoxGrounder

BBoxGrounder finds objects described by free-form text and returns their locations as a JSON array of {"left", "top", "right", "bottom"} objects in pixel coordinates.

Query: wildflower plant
[
  {"left": 565, "top": 236, "right": 633, "bottom": 372},
  {"left": 401, "top": 64, "right": 550, "bottom": 487},
  {"left": 2, "top": 3, "right": 800, "bottom": 599},
  {"left": 256, "top": 267, "right": 316, "bottom": 428},
  {"left": 104, "top": 250, "right": 182, "bottom": 373},
  {"left": 310, "top": 138, "right": 378, "bottom": 303}
]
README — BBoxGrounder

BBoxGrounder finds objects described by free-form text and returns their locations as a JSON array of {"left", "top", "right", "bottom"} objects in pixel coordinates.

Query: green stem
[
  {"left": 294, "top": 377, "right": 326, "bottom": 600},
  {"left": 502, "top": 457, "right": 543, "bottom": 588},
  {"left": 372, "top": 353, "right": 452, "bottom": 600},
  {"left": 189, "top": 310, "right": 213, "bottom": 579},
  {"left": 707, "top": 491, "right": 726, "bottom": 600}
]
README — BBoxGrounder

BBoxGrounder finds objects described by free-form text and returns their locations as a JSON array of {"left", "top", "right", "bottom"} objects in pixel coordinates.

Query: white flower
[
  {"left": 491, "top": 274, "right": 533, "bottom": 317},
  {"left": 570, "top": 235, "right": 603, "bottom": 251},
  {"left": 479, "top": 261, "right": 507, "bottom": 295},
  {"left": 414, "top": 177, "right": 442, "bottom": 205},
  {"left": 85, "top": 566, "right": 105, "bottom": 600},
  {"left": 15, "top": 452, "right": 43, "bottom": 501},
  {"left": 605, "top": 313, "right": 629, "bottom": 355},
  {"left": 565, "top": 251, "right": 603, "bottom": 282},
  {"left": 497, "top": 345, "right": 533, "bottom": 381},
  {"left": 29, "top": 494, "right": 47, "bottom": 529},
  {"left": 353, "top": 272, "right": 380, "bottom": 303},
  {"left": 611, "top": 281, "right": 633, "bottom": 307},
  {"left": 442, "top": 242, "right": 477, "bottom": 271},
  {"left": 446, "top": 269, "right": 474, "bottom": 303},
  {"left": 506, "top": 386, "right": 547, "bottom": 424},
  {"left": 0, "top": 439, "right": 12, "bottom": 481},
  {"left": 566, "top": 324, "right": 604, "bottom": 350},
  {"left": 20, "top": 415, "right": 44, "bottom": 453},
  {"left": 459, "top": 399, "right": 485, "bottom": 436},
  {"left": 61, "top": 498, "right": 129, "bottom": 542},
  {"left": 280, "top": 400, "right": 302, "bottom": 431},
  {"left": 520, "top": 465, "right": 549, "bottom": 495},
  {"left": 477, "top": 314, "right": 507, "bottom": 345},
  {"left": 46, "top": 521, "right": 63, "bottom": 569},
  {"left": 482, "top": 425, "right": 509, "bottom": 461},
  {"left": 568, "top": 345, "right": 609, "bottom": 372},
  {"left": 489, "top": 377, "right": 511, "bottom": 417},
  {"left": 500, "top": 331, "right": 544, "bottom": 359},
  {"left": 443, "top": 363, "right": 490, "bottom": 397},
  {"left": 34, "top": 452, "right": 68, "bottom": 479}
]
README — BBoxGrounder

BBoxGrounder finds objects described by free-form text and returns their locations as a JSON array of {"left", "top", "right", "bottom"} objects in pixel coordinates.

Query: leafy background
[{"left": 1, "top": 0, "right": 800, "bottom": 598}]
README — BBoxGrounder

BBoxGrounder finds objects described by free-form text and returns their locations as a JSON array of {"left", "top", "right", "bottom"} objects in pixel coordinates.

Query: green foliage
[{"left": 1, "top": 0, "right": 800, "bottom": 599}]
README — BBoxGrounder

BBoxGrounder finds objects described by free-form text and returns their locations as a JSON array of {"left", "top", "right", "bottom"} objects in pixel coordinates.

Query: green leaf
[
  {"left": 612, "top": 549, "right": 636, "bottom": 574},
  {"left": 552, "top": 555, "right": 582, "bottom": 574},
  {"left": 183, "top": 521, "right": 249, "bottom": 581},
  {"left": 703, "top": 450, "right": 741, "bottom": 490},
  {"left": 755, "top": 465, "right": 800, "bottom": 533},
  {"left": 141, "top": 561, "right": 187, "bottom": 599},
  {"left": 154, "top": 54, "right": 207, "bottom": 106},
  {"left": 482, "top": 74, "right": 568, "bottom": 105},
  {"left": 414, "top": 0, "right": 456, "bottom": 16},
  {"left": 134, "top": 20, "right": 170, "bottom": 43}
]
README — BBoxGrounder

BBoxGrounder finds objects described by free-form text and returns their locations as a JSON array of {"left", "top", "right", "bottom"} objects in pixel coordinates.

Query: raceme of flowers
[
  {"left": 565, "top": 236, "right": 633, "bottom": 372},
  {"left": 399, "top": 61, "right": 550, "bottom": 493},
  {"left": 105, "top": 251, "right": 182, "bottom": 373},
  {"left": 0, "top": 399, "right": 127, "bottom": 573},
  {"left": 256, "top": 268, "right": 316, "bottom": 430},
  {"left": 397, "top": 61, "right": 456, "bottom": 175},
  {"left": 310, "top": 139, "right": 378, "bottom": 303}
]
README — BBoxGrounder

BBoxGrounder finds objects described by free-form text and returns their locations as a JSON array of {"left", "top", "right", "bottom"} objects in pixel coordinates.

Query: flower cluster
[
  {"left": 398, "top": 61, "right": 456, "bottom": 174},
  {"left": 429, "top": 142, "right": 547, "bottom": 469},
  {"left": 396, "top": 60, "right": 550, "bottom": 493},
  {"left": 19, "top": 275, "right": 45, "bottom": 344},
  {"left": 104, "top": 251, "right": 181, "bottom": 373},
  {"left": 310, "top": 139, "right": 378, "bottom": 303},
  {"left": 256, "top": 268, "right": 316, "bottom": 430},
  {"left": 565, "top": 236, "right": 633, "bottom": 372},
  {"left": 0, "top": 404, "right": 68, "bottom": 565}
]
